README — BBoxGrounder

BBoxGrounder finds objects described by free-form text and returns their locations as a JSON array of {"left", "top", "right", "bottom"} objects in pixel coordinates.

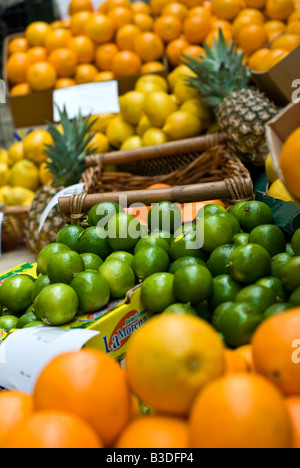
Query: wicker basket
[
  {"left": 1, "top": 205, "right": 29, "bottom": 252},
  {"left": 58, "top": 133, "right": 254, "bottom": 225}
]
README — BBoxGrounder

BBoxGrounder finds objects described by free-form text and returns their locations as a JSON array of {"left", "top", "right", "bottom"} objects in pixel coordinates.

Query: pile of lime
[{"left": 0, "top": 199, "right": 299, "bottom": 347}]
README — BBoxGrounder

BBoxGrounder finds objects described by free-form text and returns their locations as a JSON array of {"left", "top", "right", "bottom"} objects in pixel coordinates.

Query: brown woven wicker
[{"left": 1, "top": 206, "right": 29, "bottom": 252}]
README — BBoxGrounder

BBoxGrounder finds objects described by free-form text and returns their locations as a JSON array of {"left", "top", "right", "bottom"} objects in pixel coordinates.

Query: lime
[
  {"left": 271, "top": 252, "right": 293, "bottom": 279},
  {"left": 31, "top": 275, "right": 51, "bottom": 302},
  {"left": 289, "top": 287, "right": 300, "bottom": 306},
  {"left": 24, "top": 321, "right": 47, "bottom": 328},
  {"left": 286, "top": 243, "right": 295, "bottom": 255},
  {"left": 256, "top": 277, "right": 287, "bottom": 303},
  {"left": 78, "top": 226, "right": 113, "bottom": 259},
  {"left": 228, "top": 244, "right": 271, "bottom": 284},
  {"left": 80, "top": 252, "right": 103, "bottom": 271},
  {"left": 207, "top": 244, "right": 236, "bottom": 277},
  {"left": 0, "top": 315, "right": 18, "bottom": 332},
  {"left": 37, "top": 243, "right": 71, "bottom": 275},
  {"left": 235, "top": 285, "right": 277, "bottom": 314},
  {"left": 162, "top": 303, "right": 197, "bottom": 316},
  {"left": 107, "top": 213, "right": 142, "bottom": 252},
  {"left": 17, "top": 310, "right": 38, "bottom": 328},
  {"left": 169, "top": 230, "right": 205, "bottom": 261},
  {"left": 99, "top": 259, "right": 136, "bottom": 299},
  {"left": 291, "top": 229, "right": 300, "bottom": 255},
  {"left": 132, "top": 246, "right": 170, "bottom": 282},
  {"left": 47, "top": 250, "right": 85, "bottom": 284},
  {"left": 141, "top": 272, "right": 176, "bottom": 313},
  {"left": 263, "top": 303, "right": 293, "bottom": 320},
  {"left": 248, "top": 224, "right": 286, "bottom": 258},
  {"left": 212, "top": 301, "right": 234, "bottom": 331},
  {"left": 209, "top": 275, "right": 243, "bottom": 310},
  {"left": 0, "top": 275, "right": 34, "bottom": 315},
  {"left": 229, "top": 201, "right": 274, "bottom": 232},
  {"left": 233, "top": 233, "right": 249, "bottom": 246},
  {"left": 150, "top": 229, "right": 174, "bottom": 246},
  {"left": 198, "top": 214, "right": 234, "bottom": 253},
  {"left": 169, "top": 256, "right": 207, "bottom": 275},
  {"left": 174, "top": 223, "right": 196, "bottom": 236},
  {"left": 216, "top": 212, "right": 241, "bottom": 235},
  {"left": 34, "top": 284, "right": 79, "bottom": 326},
  {"left": 70, "top": 270, "right": 110, "bottom": 313},
  {"left": 56, "top": 225, "right": 85, "bottom": 252},
  {"left": 105, "top": 251, "right": 134, "bottom": 266},
  {"left": 134, "top": 235, "right": 170, "bottom": 255},
  {"left": 281, "top": 256, "right": 300, "bottom": 292},
  {"left": 148, "top": 201, "right": 182, "bottom": 234},
  {"left": 173, "top": 264, "right": 213, "bottom": 304},
  {"left": 87, "top": 201, "right": 124, "bottom": 228},
  {"left": 196, "top": 204, "right": 227, "bottom": 218},
  {"left": 193, "top": 301, "right": 213, "bottom": 323}
]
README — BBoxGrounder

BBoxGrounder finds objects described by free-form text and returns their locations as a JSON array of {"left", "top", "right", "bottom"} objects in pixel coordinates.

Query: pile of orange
[{"left": 0, "top": 309, "right": 299, "bottom": 448}]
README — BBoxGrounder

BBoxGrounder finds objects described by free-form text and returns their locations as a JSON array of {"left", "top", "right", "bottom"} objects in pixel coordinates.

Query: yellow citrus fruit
[
  {"left": 23, "top": 130, "right": 54, "bottom": 164},
  {"left": 142, "top": 128, "right": 168, "bottom": 146},
  {"left": 0, "top": 149, "right": 9, "bottom": 165},
  {"left": 181, "top": 98, "right": 213, "bottom": 130},
  {"left": 119, "top": 91, "right": 145, "bottom": 125},
  {"left": 7, "top": 141, "right": 25, "bottom": 166},
  {"left": 88, "top": 113, "right": 115, "bottom": 133},
  {"left": 120, "top": 135, "right": 143, "bottom": 151},
  {"left": 268, "top": 178, "right": 294, "bottom": 202},
  {"left": 86, "top": 132, "right": 110, "bottom": 153},
  {"left": 265, "top": 154, "right": 279, "bottom": 183},
  {"left": 167, "top": 65, "right": 196, "bottom": 91},
  {"left": 9, "top": 160, "right": 40, "bottom": 191},
  {"left": 0, "top": 163, "right": 10, "bottom": 186},
  {"left": 39, "top": 162, "right": 53, "bottom": 186},
  {"left": 3, "top": 186, "right": 35, "bottom": 206},
  {"left": 163, "top": 110, "right": 202, "bottom": 140},
  {"left": 137, "top": 114, "right": 152, "bottom": 136},
  {"left": 106, "top": 115, "right": 135, "bottom": 149},
  {"left": 174, "top": 79, "right": 200, "bottom": 104},
  {"left": 135, "top": 74, "right": 169, "bottom": 93},
  {"left": 144, "top": 92, "right": 177, "bottom": 128},
  {"left": 280, "top": 127, "right": 300, "bottom": 200}
]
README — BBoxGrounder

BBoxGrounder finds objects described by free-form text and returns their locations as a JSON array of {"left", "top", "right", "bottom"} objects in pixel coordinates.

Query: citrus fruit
[
  {"left": 256, "top": 276, "right": 287, "bottom": 303},
  {"left": 163, "top": 110, "right": 202, "bottom": 140},
  {"left": 207, "top": 244, "right": 236, "bottom": 277},
  {"left": 75, "top": 63, "right": 98, "bottom": 84},
  {"left": 106, "top": 115, "right": 135, "bottom": 148},
  {"left": 266, "top": 0, "right": 294, "bottom": 20},
  {"left": 279, "top": 128, "right": 300, "bottom": 195},
  {"left": 56, "top": 225, "right": 85, "bottom": 252},
  {"left": 170, "top": 229, "right": 205, "bottom": 260},
  {"left": 34, "top": 284, "right": 79, "bottom": 326},
  {"left": 23, "top": 129, "right": 54, "bottom": 164},
  {"left": 31, "top": 275, "right": 51, "bottom": 302},
  {"left": 271, "top": 252, "right": 293, "bottom": 279},
  {"left": 183, "top": 13, "right": 212, "bottom": 44},
  {"left": 229, "top": 201, "right": 274, "bottom": 232},
  {"left": 263, "top": 303, "right": 293, "bottom": 320},
  {"left": 67, "top": 35, "right": 95, "bottom": 64},
  {"left": 144, "top": 92, "right": 177, "bottom": 128},
  {"left": 286, "top": 243, "right": 295, "bottom": 255},
  {"left": 119, "top": 91, "right": 145, "bottom": 126},
  {"left": 10, "top": 82, "right": 31, "bottom": 95},
  {"left": 48, "top": 48, "right": 78, "bottom": 77},
  {"left": 6, "top": 52, "right": 30, "bottom": 84},
  {"left": 105, "top": 251, "right": 134, "bottom": 266},
  {"left": 70, "top": 270, "right": 110, "bottom": 313},
  {"left": 285, "top": 397, "right": 300, "bottom": 449},
  {"left": 213, "top": 0, "right": 241, "bottom": 20},
  {"left": 200, "top": 214, "right": 234, "bottom": 253},
  {"left": 77, "top": 226, "right": 113, "bottom": 259},
  {"left": 25, "top": 21, "right": 51, "bottom": 47},
  {"left": 248, "top": 224, "right": 286, "bottom": 258},
  {"left": 252, "top": 309, "right": 300, "bottom": 395},
  {"left": 134, "top": 31, "right": 164, "bottom": 62},
  {"left": 84, "top": 13, "right": 115, "bottom": 43},
  {"left": 47, "top": 250, "right": 85, "bottom": 284},
  {"left": 197, "top": 203, "right": 227, "bottom": 218},
  {"left": 0, "top": 392, "right": 34, "bottom": 444},
  {"left": 9, "top": 159, "right": 40, "bottom": 192},
  {"left": 265, "top": 153, "right": 279, "bottom": 183},
  {"left": 190, "top": 373, "right": 293, "bottom": 448},
  {"left": 154, "top": 15, "right": 182, "bottom": 43},
  {"left": 0, "top": 275, "right": 34, "bottom": 315},
  {"left": 107, "top": 213, "right": 142, "bottom": 252},
  {"left": 289, "top": 287, "right": 300, "bottom": 306},
  {"left": 291, "top": 229, "right": 300, "bottom": 255},
  {"left": 7, "top": 141, "right": 24, "bottom": 166},
  {"left": 23, "top": 321, "right": 46, "bottom": 328},
  {"left": 281, "top": 257, "right": 300, "bottom": 292},
  {"left": 163, "top": 303, "right": 198, "bottom": 315},
  {"left": 0, "top": 163, "right": 10, "bottom": 186},
  {"left": 69, "top": 0, "right": 94, "bottom": 15},
  {"left": 132, "top": 246, "right": 170, "bottom": 282},
  {"left": 80, "top": 253, "right": 103, "bottom": 271},
  {"left": 209, "top": 275, "right": 243, "bottom": 310},
  {"left": 99, "top": 259, "right": 135, "bottom": 298},
  {"left": 94, "top": 42, "right": 118, "bottom": 71},
  {"left": 26, "top": 61, "right": 57, "bottom": 91},
  {"left": 141, "top": 272, "right": 176, "bottom": 312},
  {"left": 135, "top": 74, "right": 168, "bottom": 93},
  {"left": 16, "top": 310, "right": 38, "bottom": 329},
  {"left": 112, "top": 50, "right": 142, "bottom": 77},
  {"left": 173, "top": 264, "right": 213, "bottom": 304},
  {"left": 142, "top": 128, "right": 168, "bottom": 146},
  {"left": 228, "top": 244, "right": 271, "bottom": 284},
  {"left": 148, "top": 201, "right": 182, "bottom": 234},
  {"left": 233, "top": 232, "right": 249, "bottom": 246},
  {"left": 169, "top": 256, "right": 207, "bottom": 275},
  {"left": 121, "top": 136, "right": 143, "bottom": 151},
  {"left": 235, "top": 285, "right": 277, "bottom": 314},
  {"left": 87, "top": 201, "right": 124, "bottom": 228},
  {"left": 0, "top": 315, "right": 19, "bottom": 332}
]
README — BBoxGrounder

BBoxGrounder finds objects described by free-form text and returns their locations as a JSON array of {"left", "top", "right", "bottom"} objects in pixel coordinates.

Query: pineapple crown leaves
[
  {"left": 44, "top": 106, "right": 98, "bottom": 187},
  {"left": 181, "top": 29, "right": 252, "bottom": 110}
]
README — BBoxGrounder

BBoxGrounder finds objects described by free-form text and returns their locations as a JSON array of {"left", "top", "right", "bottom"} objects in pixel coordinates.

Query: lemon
[
  {"left": 0, "top": 186, "right": 11, "bottom": 204},
  {"left": 121, "top": 136, "right": 143, "bottom": 151},
  {"left": 87, "top": 132, "right": 110, "bottom": 153},
  {"left": 174, "top": 80, "right": 199, "bottom": 104},
  {"left": 137, "top": 115, "right": 152, "bottom": 136},
  {"left": 181, "top": 99, "right": 213, "bottom": 130},
  {"left": 0, "top": 149, "right": 9, "bottom": 165},
  {"left": 135, "top": 74, "right": 169, "bottom": 93},
  {"left": 119, "top": 91, "right": 145, "bottom": 125},
  {"left": 7, "top": 141, "right": 24, "bottom": 166},
  {"left": 144, "top": 92, "right": 177, "bottom": 128},
  {"left": 268, "top": 179, "right": 294, "bottom": 202},
  {"left": 142, "top": 128, "right": 168, "bottom": 146},
  {"left": 168, "top": 65, "right": 196, "bottom": 91},
  {"left": 265, "top": 154, "right": 279, "bottom": 183},
  {"left": 0, "top": 163, "right": 10, "bottom": 186},
  {"left": 9, "top": 159, "right": 40, "bottom": 191},
  {"left": 163, "top": 110, "right": 202, "bottom": 140},
  {"left": 106, "top": 115, "right": 135, "bottom": 149},
  {"left": 23, "top": 129, "right": 54, "bottom": 164},
  {"left": 39, "top": 162, "right": 53, "bottom": 186},
  {"left": 4, "top": 186, "right": 35, "bottom": 206},
  {"left": 88, "top": 113, "right": 115, "bottom": 133},
  {"left": 136, "top": 81, "right": 166, "bottom": 95}
]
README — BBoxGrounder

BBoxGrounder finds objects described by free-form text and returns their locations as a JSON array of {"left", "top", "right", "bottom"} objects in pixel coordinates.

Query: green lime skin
[
  {"left": 228, "top": 244, "right": 271, "bottom": 284},
  {"left": 197, "top": 204, "right": 228, "bottom": 219},
  {"left": 99, "top": 259, "right": 136, "bottom": 299},
  {"left": 235, "top": 285, "right": 277, "bottom": 315},
  {"left": 286, "top": 243, "right": 295, "bottom": 255},
  {"left": 17, "top": 310, "right": 38, "bottom": 329},
  {"left": 207, "top": 244, "right": 236, "bottom": 277},
  {"left": 134, "top": 235, "right": 170, "bottom": 255},
  {"left": 263, "top": 303, "right": 293, "bottom": 320},
  {"left": 199, "top": 214, "right": 234, "bottom": 253},
  {"left": 31, "top": 275, "right": 51, "bottom": 303},
  {"left": 193, "top": 301, "right": 213, "bottom": 323},
  {"left": 256, "top": 277, "right": 287, "bottom": 303},
  {"left": 149, "top": 229, "right": 174, "bottom": 246},
  {"left": 281, "top": 256, "right": 300, "bottom": 292},
  {"left": 292, "top": 229, "right": 300, "bottom": 256},
  {"left": 87, "top": 201, "right": 124, "bottom": 228},
  {"left": 209, "top": 275, "right": 243, "bottom": 310},
  {"left": 0, "top": 275, "right": 34, "bottom": 316},
  {"left": 132, "top": 246, "right": 170, "bottom": 282},
  {"left": 289, "top": 287, "right": 300, "bottom": 306},
  {"left": 169, "top": 230, "right": 206, "bottom": 261},
  {"left": 37, "top": 243, "right": 71, "bottom": 276},
  {"left": 78, "top": 226, "right": 113, "bottom": 259},
  {"left": 34, "top": 284, "right": 79, "bottom": 326},
  {"left": 107, "top": 213, "right": 142, "bottom": 252},
  {"left": 56, "top": 225, "right": 85, "bottom": 252},
  {"left": 169, "top": 256, "right": 208, "bottom": 275},
  {"left": 0, "top": 315, "right": 19, "bottom": 332},
  {"left": 229, "top": 201, "right": 274, "bottom": 233},
  {"left": 271, "top": 252, "right": 293, "bottom": 279},
  {"left": 248, "top": 224, "right": 286, "bottom": 258},
  {"left": 105, "top": 251, "right": 134, "bottom": 266},
  {"left": 217, "top": 212, "right": 241, "bottom": 235},
  {"left": 23, "top": 321, "right": 47, "bottom": 328},
  {"left": 233, "top": 233, "right": 249, "bottom": 246},
  {"left": 80, "top": 253, "right": 104, "bottom": 271},
  {"left": 148, "top": 201, "right": 182, "bottom": 234},
  {"left": 141, "top": 273, "right": 176, "bottom": 313},
  {"left": 173, "top": 264, "right": 213, "bottom": 304},
  {"left": 70, "top": 270, "right": 110, "bottom": 314},
  {"left": 162, "top": 303, "right": 198, "bottom": 316},
  {"left": 212, "top": 301, "right": 234, "bottom": 331},
  {"left": 47, "top": 251, "right": 85, "bottom": 285}
]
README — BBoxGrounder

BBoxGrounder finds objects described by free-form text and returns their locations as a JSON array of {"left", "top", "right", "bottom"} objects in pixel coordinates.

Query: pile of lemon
[{"left": 0, "top": 130, "right": 53, "bottom": 207}]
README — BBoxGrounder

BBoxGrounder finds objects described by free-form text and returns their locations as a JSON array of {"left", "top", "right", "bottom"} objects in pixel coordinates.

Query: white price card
[
  {"left": 0, "top": 327, "right": 99, "bottom": 394},
  {"left": 53, "top": 81, "right": 120, "bottom": 122}
]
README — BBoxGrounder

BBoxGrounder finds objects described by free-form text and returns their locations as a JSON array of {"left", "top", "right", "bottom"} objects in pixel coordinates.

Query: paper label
[
  {"left": 0, "top": 327, "right": 99, "bottom": 394},
  {"left": 53, "top": 81, "right": 120, "bottom": 122}
]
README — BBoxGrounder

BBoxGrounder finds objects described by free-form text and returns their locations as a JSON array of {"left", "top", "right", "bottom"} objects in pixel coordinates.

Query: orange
[
  {"left": 181, "top": 45, "right": 205, "bottom": 61},
  {"left": 134, "top": 32, "right": 165, "bottom": 62},
  {"left": 264, "top": 48, "right": 289, "bottom": 68},
  {"left": 8, "top": 37, "right": 29, "bottom": 55},
  {"left": 150, "top": 0, "right": 175, "bottom": 15},
  {"left": 105, "top": 0, "right": 131, "bottom": 10},
  {"left": 95, "top": 43, "right": 119, "bottom": 70},
  {"left": 237, "top": 24, "right": 268, "bottom": 55},
  {"left": 234, "top": 345, "right": 256, "bottom": 372},
  {"left": 205, "top": 28, "right": 233, "bottom": 47},
  {"left": 0, "top": 411, "right": 102, "bottom": 449},
  {"left": 248, "top": 49, "right": 270, "bottom": 71},
  {"left": 252, "top": 309, "right": 300, "bottom": 396},
  {"left": 26, "top": 61, "right": 57, "bottom": 91},
  {"left": 70, "top": 10, "right": 93, "bottom": 35},
  {"left": 116, "top": 24, "right": 141, "bottom": 51},
  {"left": 23, "top": 129, "right": 54, "bottom": 164},
  {"left": 84, "top": 13, "right": 115, "bottom": 43},
  {"left": 210, "top": 17, "right": 233, "bottom": 31},
  {"left": 288, "top": 10, "right": 300, "bottom": 23},
  {"left": 10, "top": 82, "right": 31, "bottom": 95},
  {"left": 112, "top": 50, "right": 142, "bottom": 76},
  {"left": 183, "top": 14, "right": 212, "bottom": 44},
  {"left": 94, "top": 71, "right": 115, "bottom": 81},
  {"left": 33, "top": 349, "right": 131, "bottom": 447},
  {"left": 69, "top": 0, "right": 94, "bottom": 15},
  {"left": 232, "top": 12, "right": 264, "bottom": 37},
  {"left": 166, "top": 36, "right": 189, "bottom": 67},
  {"left": 224, "top": 349, "right": 249, "bottom": 374},
  {"left": 0, "top": 392, "right": 34, "bottom": 443},
  {"left": 147, "top": 183, "right": 172, "bottom": 189},
  {"left": 245, "top": 0, "right": 266, "bottom": 6},
  {"left": 162, "top": 2, "right": 189, "bottom": 21},
  {"left": 6, "top": 52, "right": 30, "bottom": 84},
  {"left": 154, "top": 15, "right": 182, "bottom": 43},
  {"left": 48, "top": 48, "right": 78, "bottom": 77},
  {"left": 265, "top": 0, "right": 294, "bottom": 20},
  {"left": 126, "top": 314, "right": 225, "bottom": 417},
  {"left": 133, "top": 13, "right": 154, "bottom": 31},
  {"left": 285, "top": 397, "right": 300, "bottom": 448},
  {"left": 287, "top": 21, "right": 300, "bottom": 35},
  {"left": 264, "top": 19, "right": 286, "bottom": 41},
  {"left": 25, "top": 21, "right": 51, "bottom": 47},
  {"left": 75, "top": 64, "right": 98, "bottom": 84},
  {"left": 180, "top": 0, "right": 205, "bottom": 7},
  {"left": 213, "top": 0, "right": 241, "bottom": 20},
  {"left": 55, "top": 78, "right": 76, "bottom": 89},
  {"left": 108, "top": 6, "right": 134, "bottom": 28},
  {"left": 190, "top": 374, "right": 293, "bottom": 448},
  {"left": 44, "top": 28, "right": 72, "bottom": 53},
  {"left": 115, "top": 416, "right": 190, "bottom": 448},
  {"left": 67, "top": 35, "right": 95, "bottom": 63},
  {"left": 141, "top": 61, "right": 165, "bottom": 73},
  {"left": 238, "top": 7, "right": 265, "bottom": 21},
  {"left": 26, "top": 46, "right": 48, "bottom": 64},
  {"left": 131, "top": 1, "right": 152, "bottom": 14},
  {"left": 271, "top": 33, "right": 300, "bottom": 51}
]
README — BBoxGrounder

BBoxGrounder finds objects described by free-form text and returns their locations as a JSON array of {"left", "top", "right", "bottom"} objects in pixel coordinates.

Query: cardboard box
[{"left": 3, "top": 33, "right": 169, "bottom": 129}]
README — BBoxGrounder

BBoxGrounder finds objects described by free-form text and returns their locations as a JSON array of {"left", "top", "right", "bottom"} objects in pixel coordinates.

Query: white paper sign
[
  {"left": 53, "top": 81, "right": 120, "bottom": 122},
  {"left": 0, "top": 327, "right": 99, "bottom": 394}
]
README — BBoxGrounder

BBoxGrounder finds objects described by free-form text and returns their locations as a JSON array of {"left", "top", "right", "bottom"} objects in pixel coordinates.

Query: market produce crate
[{"left": 0, "top": 205, "right": 28, "bottom": 252}]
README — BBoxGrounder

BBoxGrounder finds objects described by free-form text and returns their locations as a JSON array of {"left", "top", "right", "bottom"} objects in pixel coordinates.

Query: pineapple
[
  {"left": 26, "top": 107, "right": 96, "bottom": 256},
  {"left": 182, "top": 30, "right": 278, "bottom": 167}
]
